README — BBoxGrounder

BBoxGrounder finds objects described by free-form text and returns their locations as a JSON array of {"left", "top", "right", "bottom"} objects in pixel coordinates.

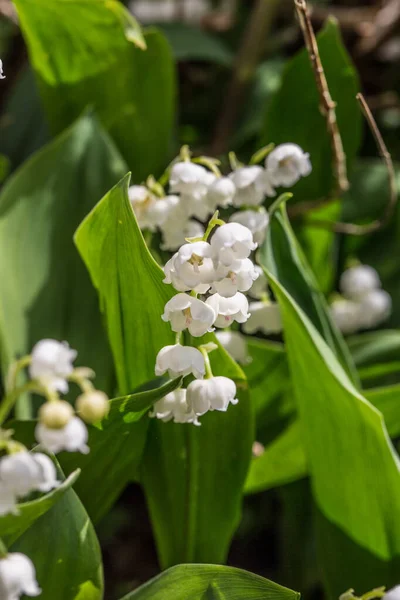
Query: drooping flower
[
  {"left": 229, "top": 166, "right": 275, "bottom": 206},
  {"left": 216, "top": 330, "right": 250, "bottom": 365},
  {"left": 162, "top": 293, "right": 216, "bottom": 337},
  {"left": 0, "top": 553, "right": 41, "bottom": 599},
  {"left": 207, "top": 177, "right": 236, "bottom": 210},
  {"left": 186, "top": 376, "right": 238, "bottom": 415},
  {"left": 339, "top": 264, "right": 381, "bottom": 301},
  {"left": 76, "top": 390, "right": 109, "bottom": 423},
  {"left": 0, "top": 451, "right": 59, "bottom": 498},
  {"left": 0, "top": 485, "right": 18, "bottom": 516},
  {"left": 155, "top": 344, "right": 205, "bottom": 379},
  {"left": 358, "top": 289, "right": 392, "bottom": 329},
  {"left": 265, "top": 143, "right": 311, "bottom": 187},
  {"left": 229, "top": 208, "right": 269, "bottom": 246},
  {"left": 210, "top": 223, "right": 257, "bottom": 267},
  {"left": 0, "top": 59, "right": 5, "bottom": 80},
  {"left": 128, "top": 185, "right": 157, "bottom": 230},
  {"left": 182, "top": 171, "right": 217, "bottom": 221},
  {"left": 248, "top": 266, "right": 268, "bottom": 299},
  {"left": 169, "top": 162, "right": 209, "bottom": 196},
  {"left": 212, "top": 258, "right": 259, "bottom": 297},
  {"left": 242, "top": 301, "right": 282, "bottom": 335},
  {"left": 149, "top": 389, "right": 200, "bottom": 425},
  {"left": 35, "top": 416, "right": 89, "bottom": 454},
  {"left": 206, "top": 292, "right": 249, "bottom": 327},
  {"left": 383, "top": 586, "right": 400, "bottom": 600},
  {"left": 163, "top": 242, "right": 215, "bottom": 293},
  {"left": 330, "top": 298, "right": 362, "bottom": 335},
  {"left": 29, "top": 339, "right": 77, "bottom": 393},
  {"left": 161, "top": 219, "right": 204, "bottom": 252},
  {"left": 146, "top": 195, "right": 184, "bottom": 229}
]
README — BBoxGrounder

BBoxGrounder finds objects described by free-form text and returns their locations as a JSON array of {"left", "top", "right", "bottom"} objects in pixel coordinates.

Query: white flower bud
[
  {"left": 242, "top": 301, "right": 282, "bottom": 335},
  {"left": 0, "top": 59, "right": 5, "bottom": 80},
  {"left": 170, "top": 162, "right": 209, "bottom": 196},
  {"left": 229, "top": 208, "right": 269, "bottom": 246},
  {"left": 216, "top": 331, "right": 250, "bottom": 365},
  {"left": 0, "top": 552, "right": 41, "bottom": 598},
  {"left": 339, "top": 264, "right": 381, "bottom": 300},
  {"left": 211, "top": 223, "right": 257, "bottom": 267},
  {"left": 207, "top": 177, "right": 236, "bottom": 210},
  {"left": 163, "top": 242, "right": 215, "bottom": 293},
  {"left": 186, "top": 376, "right": 238, "bottom": 415},
  {"left": 35, "top": 417, "right": 89, "bottom": 454},
  {"left": 0, "top": 451, "right": 59, "bottom": 500},
  {"left": 155, "top": 344, "right": 205, "bottom": 379},
  {"left": 161, "top": 219, "right": 204, "bottom": 252},
  {"left": 359, "top": 289, "right": 392, "bottom": 329},
  {"left": 76, "top": 390, "right": 109, "bottom": 423},
  {"left": 162, "top": 293, "right": 216, "bottom": 337},
  {"left": 330, "top": 298, "right": 362, "bottom": 335},
  {"left": 206, "top": 292, "right": 249, "bottom": 327},
  {"left": 265, "top": 143, "right": 312, "bottom": 187},
  {"left": 29, "top": 339, "right": 77, "bottom": 394},
  {"left": 149, "top": 389, "right": 200, "bottom": 425},
  {"left": 248, "top": 266, "right": 268, "bottom": 299},
  {"left": 212, "top": 258, "right": 259, "bottom": 297},
  {"left": 128, "top": 185, "right": 157, "bottom": 230},
  {"left": 38, "top": 400, "right": 74, "bottom": 429},
  {"left": 229, "top": 166, "right": 275, "bottom": 207},
  {"left": 383, "top": 586, "right": 400, "bottom": 600}
]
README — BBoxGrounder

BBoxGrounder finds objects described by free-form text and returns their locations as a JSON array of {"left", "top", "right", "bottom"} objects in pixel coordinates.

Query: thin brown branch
[
  {"left": 294, "top": 0, "right": 349, "bottom": 195},
  {"left": 302, "top": 94, "right": 397, "bottom": 235}
]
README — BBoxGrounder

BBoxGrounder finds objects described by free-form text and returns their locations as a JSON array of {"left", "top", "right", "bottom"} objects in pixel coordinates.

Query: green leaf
[
  {"left": 0, "top": 469, "right": 80, "bottom": 546},
  {"left": 120, "top": 564, "right": 300, "bottom": 600},
  {"left": 262, "top": 247, "right": 400, "bottom": 594},
  {"left": 0, "top": 115, "right": 127, "bottom": 404},
  {"left": 11, "top": 471, "right": 103, "bottom": 600},
  {"left": 157, "top": 23, "right": 233, "bottom": 65},
  {"left": 261, "top": 18, "right": 361, "bottom": 202},
  {"left": 15, "top": 0, "right": 176, "bottom": 179},
  {"left": 348, "top": 329, "right": 400, "bottom": 387},
  {"left": 365, "top": 384, "right": 400, "bottom": 439}
]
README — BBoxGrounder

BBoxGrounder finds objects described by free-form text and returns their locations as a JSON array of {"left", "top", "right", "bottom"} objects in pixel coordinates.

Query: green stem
[
  {"left": 0, "top": 381, "right": 42, "bottom": 426},
  {"left": 202, "top": 211, "right": 225, "bottom": 242},
  {"left": 199, "top": 348, "right": 213, "bottom": 379}
]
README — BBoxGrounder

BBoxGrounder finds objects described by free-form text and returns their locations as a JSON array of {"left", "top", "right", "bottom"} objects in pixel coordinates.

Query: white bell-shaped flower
[
  {"left": 265, "top": 143, "right": 312, "bottom": 187},
  {"left": 212, "top": 258, "right": 259, "bottom": 297},
  {"left": 161, "top": 219, "right": 204, "bottom": 252},
  {"left": 248, "top": 266, "right": 268, "bottom": 299},
  {"left": 146, "top": 195, "right": 184, "bottom": 229},
  {"left": 0, "top": 552, "right": 41, "bottom": 598},
  {"left": 35, "top": 416, "right": 89, "bottom": 455},
  {"left": 243, "top": 301, "right": 282, "bottom": 334},
  {"left": 155, "top": 344, "right": 205, "bottom": 379},
  {"left": 207, "top": 177, "right": 236, "bottom": 210},
  {"left": 206, "top": 292, "right": 249, "bottom": 327},
  {"left": 181, "top": 172, "right": 217, "bottom": 221},
  {"left": 128, "top": 185, "right": 157, "bottom": 230},
  {"left": 0, "top": 451, "right": 59, "bottom": 498},
  {"left": 29, "top": 339, "right": 77, "bottom": 394},
  {"left": 229, "top": 208, "right": 269, "bottom": 246},
  {"left": 162, "top": 293, "right": 216, "bottom": 337},
  {"left": 340, "top": 264, "right": 381, "bottom": 301},
  {"left": 229, "top": 166, "right": 275, "bottom": 207},
  {"left": 149, "top": 389, "right": 200, "bottom": 425},
  {"left": 216, "top": 330, "right": 250, "bottom": 364},
  {"left": 0, "top": 485, "right": 18, "bottom": 516},
  {"left": 170, "top": 162, "right": 209, "bottom": 196},
  {"left": 383, "top": 586, "right": 400, "bottom": 600},
  {"left": 186, "top": 376, "right": 238, "bottom": 415},
  {"left": 359, "top": 289, "right": 392, "bottom": 329},
  {"left": 163, "top": 242, "right": 215, "bottom": 293},
  {"left": 0, "top": 59, "right": 5, "bottom": 79},
  {"left": 330, "top": 298, "right": 362, "bottom": 335},
  {"left": 211, "top": 223, "right": 257, "bottom": 267}
]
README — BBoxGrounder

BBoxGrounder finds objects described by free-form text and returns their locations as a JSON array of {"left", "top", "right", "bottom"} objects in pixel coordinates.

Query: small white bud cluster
[
  {"left": 331, "top": 264, "right": 392, "bottom": 335},
  {"left": 128, "top": 143, "right": 311, "bottom": 252}
]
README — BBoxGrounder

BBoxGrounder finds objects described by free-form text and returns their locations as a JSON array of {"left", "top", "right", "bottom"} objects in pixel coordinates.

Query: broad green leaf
[
  {"left": 120, "top": 564, "right": 299, "bottom": 600},
  {"left": 11, "top": 473, "right": 103, "bottom": 600},
  {"left": 244, "top": 421, "right": 307, "bottom": 495},
  {"left": 0, "top": 469, "right": 79, "bottom": 546},
  {"left": 263, "top": 259, "right": 400, "bottom": 593},
  {"left": 15, "top": 0, "right": 176, "bottom": 180},
  {"left": 0, "top": 114, "right": 127, "bottom": 402},
  {"left": 261, "top": 19, "right": 361, "bottom": 202},
  {"left": 365, "top": 384, "right": 400, "bottom": 439},
  {"left": 76, "top": 175, "right": 254, "bottom": 564},
  {"left": 348, "top": 329, "right": 400, "bottom": 386},
  {"left": 260, "top": 204, "right": 358, "bottom": 384},
  {"left": 157, "top": 23, "right": 233, "bottom": 65}
]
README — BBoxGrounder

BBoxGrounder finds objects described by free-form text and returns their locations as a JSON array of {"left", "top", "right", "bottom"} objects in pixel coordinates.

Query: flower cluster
[
  {"left": 330, "top": 264, "right": 392, "bottom": 335},
  {"left": 128, "top": 143, "right": 311, "bottom": 252}
]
